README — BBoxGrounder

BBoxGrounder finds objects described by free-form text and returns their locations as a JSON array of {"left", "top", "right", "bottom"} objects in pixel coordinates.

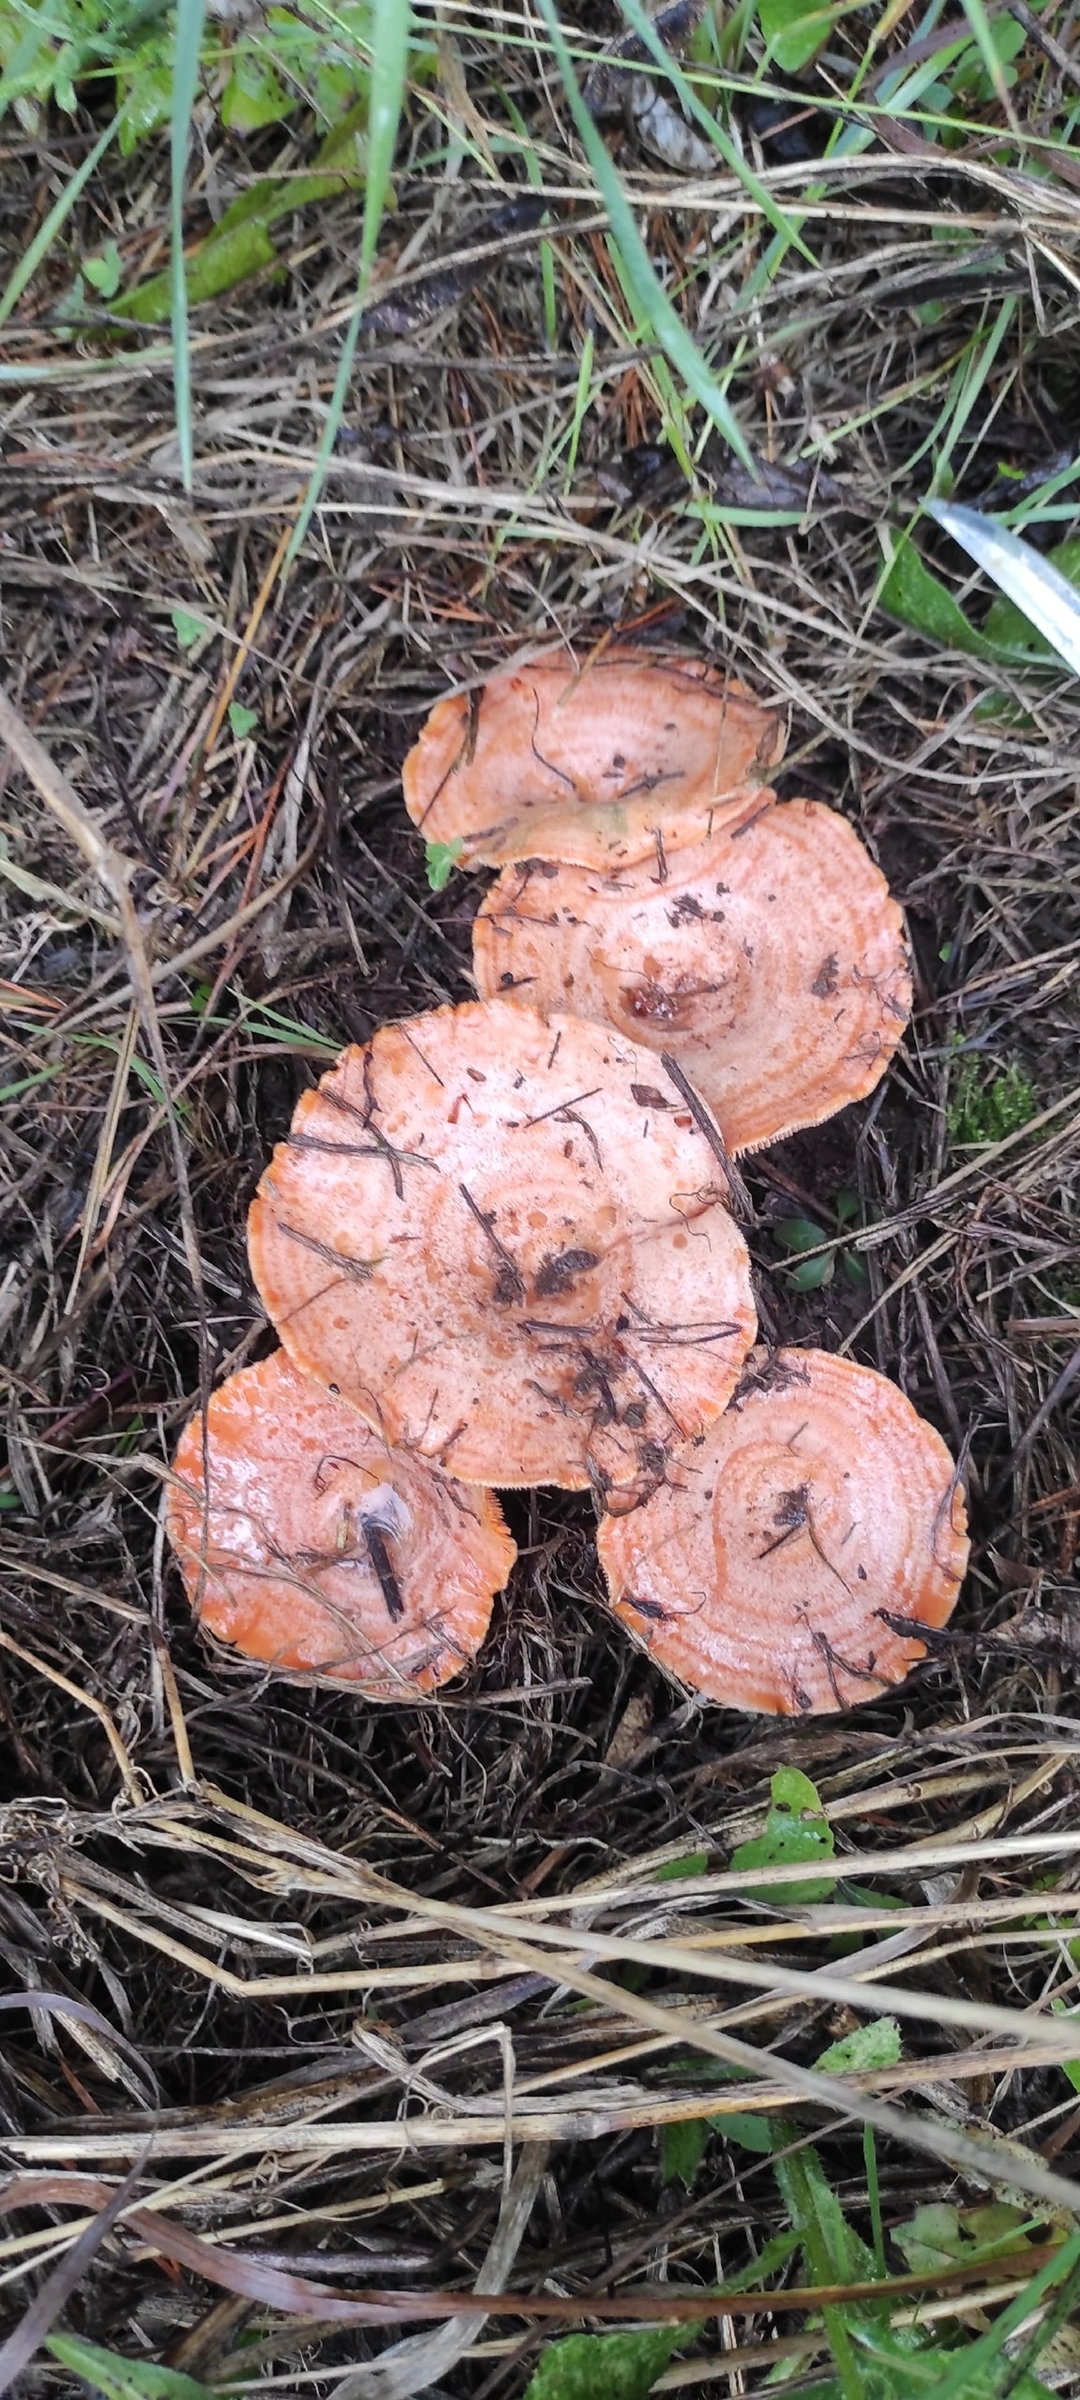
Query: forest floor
[{"left": 2, "top": 5, "right": 1080, "bottom": 2393}]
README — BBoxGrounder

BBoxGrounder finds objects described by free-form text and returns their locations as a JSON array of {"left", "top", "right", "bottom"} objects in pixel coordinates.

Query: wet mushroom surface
[
  {"left": 247, "top": 998, "right": 758, "bottom": 1497},
  {"left": 473, "top": 791, "right": 913, "bottom": 1154},
  {"left": 168, "top": 1350, "right": 516, "bottom": 1697},
  {"left": 596, "top": 1346, "right": 970, "bottom": 1715},
  {"left": 402, "top": 645, "right": 785, "bottom": 870}
]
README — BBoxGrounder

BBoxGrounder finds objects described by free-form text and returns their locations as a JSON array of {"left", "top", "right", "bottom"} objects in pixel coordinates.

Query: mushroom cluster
[{"left": 168, "top": 642, "right": 969, "bottom": 1715}]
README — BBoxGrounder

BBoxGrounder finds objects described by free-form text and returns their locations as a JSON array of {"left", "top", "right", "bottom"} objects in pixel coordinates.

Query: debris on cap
[
  {"left": 247, "top": 999, "right": 758, "bottom": 1499},
  {"left": 402, "top": 646, "right": 785, "bottom": 870},
  {"left": 596, "top": 1347, "right": 969, "bottom": 1715},
  {"left": 167, "top": 1350, "right": 515, "bottom": 1697},
  {"left": 473, "top": 792, "right": 912, "bottom": 1155}
]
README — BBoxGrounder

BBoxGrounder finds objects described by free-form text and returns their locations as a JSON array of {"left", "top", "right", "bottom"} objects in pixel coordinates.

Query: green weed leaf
[
  {"left": 815, "top": 2017, "right": 901, "bottom": 2075},
  {"left": 524, "top": 2323, "right": 679, "bottom": 2400},
  {"left": 220, "top": 40, "right": 293, "bottom": 130},
  {"left": 425, "top": 836, "right": 464, "bottom": 891},
  {"left": 227, "top": 700, "right": 259, "bottom": 739},
  {"left": 759, "top": 0, "right": 840, "bottom": 73},
  {"left": 117, "top": 38, "right": 175, "bottom": 151},
  {"left": 893, "top": 2200, "right": 1040, "bottom": 2276},
  {"left": 654, "top": 1849, "right": 708, "bottom": 1881},
  {"left": 47, "top": 2333, "right": 222, "bottom": 2400},
  {"left": 844, "top": 2325, "right": 1059, "bottom": 2398},
  {"left": 951, "top": 0, "right": 1024, "bottom": 110},
  {"left": 729, "top": 1767, "right": 835, "bottom": 1903},
  {"left": 114, "top": 101, "right": 373, "bottom": 321},
  {"left": 772, "top": 2138, "right": 879, "bottom": 2296},
  {"left": 774, "top": 1216, "right": 828, "bottom": 1252},
  {"left": 661, "top": 2115, "right": 710, "bottom": 2185},
  {"left": 84, "top": 238, "right": 123, "bottom": 297},
  {"left": 879, "top": 532, "right": 995, "bottom": 658},
  {"left": 524, "top": 2238, "right": 804, "bottom": 2399},
  {"left": 720, "top": 2110, "right": 778, "bottom": 2152},
  {"left": 950, "top": 7, "right": 1026, "bottom": 95},
  {"left": 773, "top": 1217, "right": 834, "bottom": 1290},
  {"left": 790, "top": 1252, "right": 834, "bottom": 1291}
]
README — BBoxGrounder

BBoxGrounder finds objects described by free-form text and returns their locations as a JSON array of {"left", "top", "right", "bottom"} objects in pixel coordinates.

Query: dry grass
[{"left": 1, "top": 3, "right": 1080, "bottom": 2389}]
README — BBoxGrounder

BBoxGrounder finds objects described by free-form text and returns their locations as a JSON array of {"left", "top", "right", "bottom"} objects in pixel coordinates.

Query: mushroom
[
  {"left": 596, "top": 1347, "right": 968, "bottom": 1715},
  {"left": 167, "top": 1350, "right": 515, "bottom": 1696},
  {"left": 247, "top": 998, "right": 758, "bottom": 1499},
  {"left": 473, "top": 792, "right": 912, "bottom": 1155},
  {"left": 402, "top": 646, "right": 784, "bottom": 870}
]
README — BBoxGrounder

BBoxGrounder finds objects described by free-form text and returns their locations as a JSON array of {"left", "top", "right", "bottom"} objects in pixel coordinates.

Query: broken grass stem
[{"left": 660, "top": 1050, "right": 754, "bottom": 1219}]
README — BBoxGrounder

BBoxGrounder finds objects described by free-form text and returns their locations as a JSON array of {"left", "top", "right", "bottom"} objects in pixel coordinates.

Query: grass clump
[{"left": 0, "top": 0, "right": 421, "bottom": 149}]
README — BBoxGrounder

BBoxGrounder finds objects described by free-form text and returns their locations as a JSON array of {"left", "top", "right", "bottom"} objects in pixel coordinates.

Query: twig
[{"left": 659, "top": 1052, "right": 753, "bottom": 1220}]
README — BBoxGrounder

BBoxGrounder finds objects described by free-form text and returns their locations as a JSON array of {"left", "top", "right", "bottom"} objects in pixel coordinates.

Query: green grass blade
[
  {"left": 929, "top": 294, "right": 1017, "bottom": 489},
  {"left": 171, "top": 0, "right": 208, "bottom": 494},
  {"left": 287, "top": 0, "right": 412, "bottom": 567},
  {"left": 564, "top": 323, "right": 595, "bottom": 489},
  {"left": 1004, "top": 454, "right": 1080, "bottom": 527},
  {"left": 533, "top": 0, "right": 756, "bottom": 474},
  {"left": 897, "top": 296, "right": 1016, "bottom": 482},
  {"left": 359, "top": 0, "right": 411, "bottom": 282},
  {"left": 612, "top": 0, "right": 817, "bottom": 266},
  {"left": 863, "top": 2126, "right": 885, "bottom": 2278},
  {"left": 0, "top": 111, "right": 120, "bottom": 333}
]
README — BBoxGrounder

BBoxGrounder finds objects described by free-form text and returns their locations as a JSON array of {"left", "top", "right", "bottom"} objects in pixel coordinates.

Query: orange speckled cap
[
  {"left": 473, "top": 793, "right": 911, "bottom": 1155},
  {"left": 247, "top": 999, "right": 757, "bottom": 1501},
  {"left": 402, "top": 646, "right": 784, "bottom": 869},
  {"left": 597, "top": 1347, "right": 968, "bottom": 1715},
  {"left": 168, "top": 1350, "right": 515, "bottom": 1697}
]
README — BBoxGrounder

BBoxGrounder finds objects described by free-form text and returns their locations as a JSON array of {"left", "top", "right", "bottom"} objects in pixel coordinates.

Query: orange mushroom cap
[
  {"left": 247, "top": 999, "right": 758, "bottom": 1499},
  {"left": 473, "top": 793, "right": 912, "bottom": 1155},
  {"left": 596, "top": 1347, "right": 969, "bottom": 1716},
  {"left": 402, "top": 646, "right": 785, "bottom": 870},
  {"left": 167, "top": 1350, "right": 515, "bottom": 1697}
]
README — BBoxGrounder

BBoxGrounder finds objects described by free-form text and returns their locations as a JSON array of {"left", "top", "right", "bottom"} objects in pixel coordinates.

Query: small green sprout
[
  {"left": 425, "top": 836, "right": 464, "bottom": 892},
  {"left": 774, "top": 1213, "right": 833, "bottom": 1291},
  {"left": 84, "top": 238, "right": 123, "bottom": 297},
  {"left": 773, "top": 1191, "right": 869, "bottom": 1290},
  {"left": 170, "top": 605, "right": 207, "bottom": 650}
]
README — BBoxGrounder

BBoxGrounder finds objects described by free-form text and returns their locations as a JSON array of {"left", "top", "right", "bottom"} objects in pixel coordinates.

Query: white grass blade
[{"left": 927, "top": 497, "right": 1080, "bottom": 676}]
